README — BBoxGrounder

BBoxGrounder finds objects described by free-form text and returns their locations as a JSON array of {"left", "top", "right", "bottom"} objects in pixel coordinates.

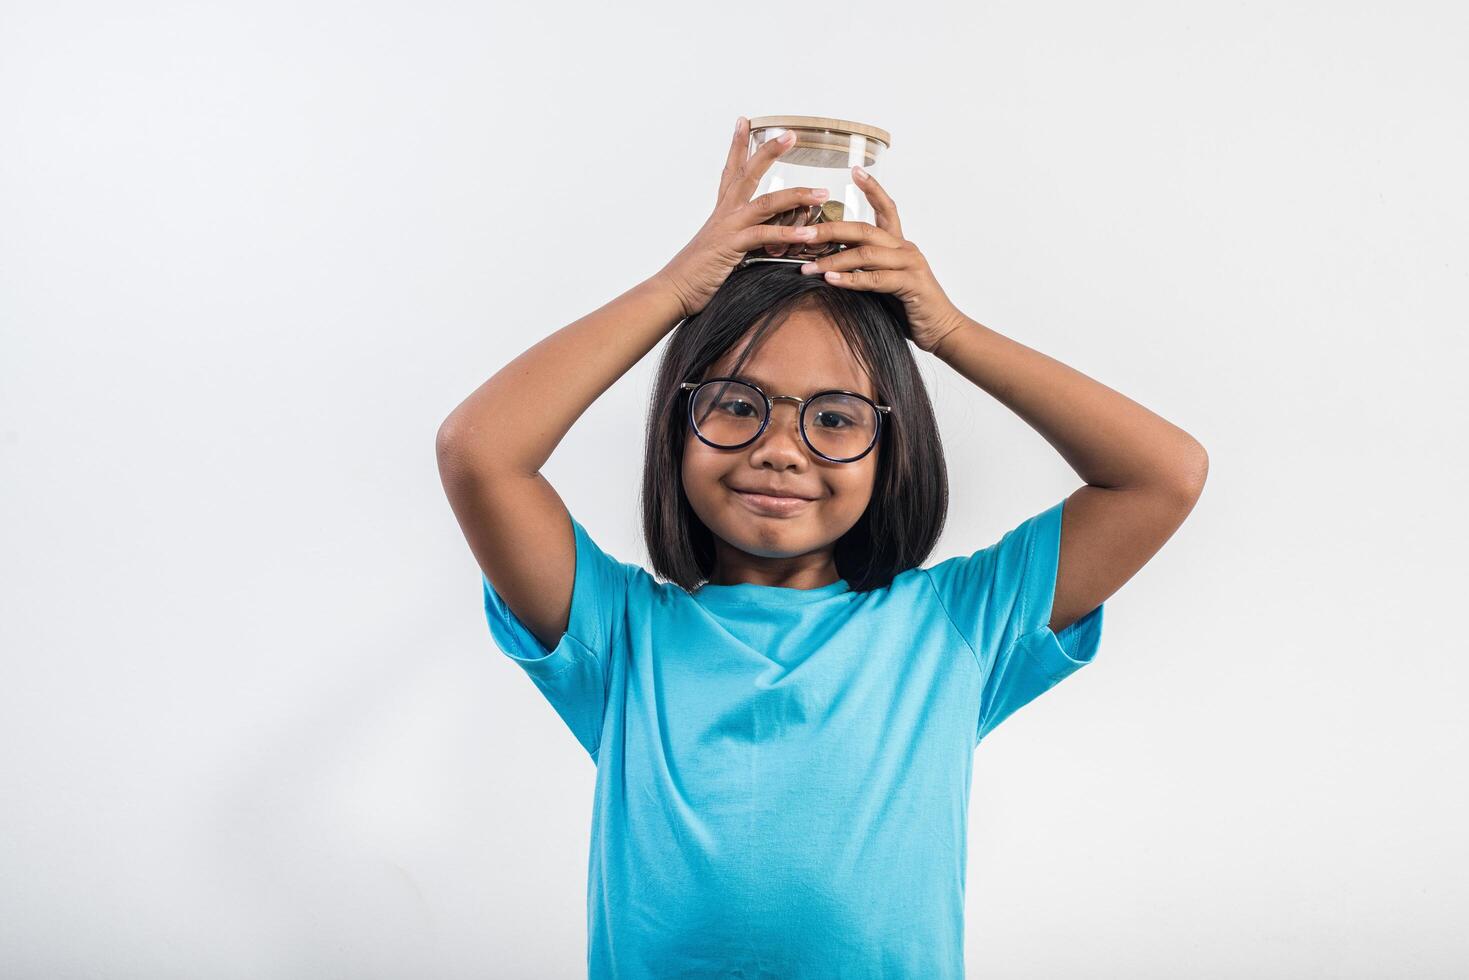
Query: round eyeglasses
[{"left": 680, "top": 378, "right": 892, "bottom": 463}]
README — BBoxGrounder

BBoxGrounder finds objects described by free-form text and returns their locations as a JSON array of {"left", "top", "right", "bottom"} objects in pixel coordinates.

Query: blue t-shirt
[{"left": 481, "top": 497, "right": 1104, "bottom": 978}]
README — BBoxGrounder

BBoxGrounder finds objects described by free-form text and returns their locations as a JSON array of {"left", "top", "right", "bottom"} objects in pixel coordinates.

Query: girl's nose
[{"left": 751, "top": 402, "right": 808, "bottom": 455}]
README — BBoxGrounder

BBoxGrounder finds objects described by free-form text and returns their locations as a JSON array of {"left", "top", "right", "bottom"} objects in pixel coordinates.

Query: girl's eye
[
  {"left": 716, "top": 399, "right": 759, "bottom": 417},
  {"left": 812, "top": 411, "right": 854, "bottom": 429}
]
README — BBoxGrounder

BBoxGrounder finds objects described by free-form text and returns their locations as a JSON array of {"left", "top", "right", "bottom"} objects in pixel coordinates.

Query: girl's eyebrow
[{"left": 729, "top": 372, "right": 858, "bottom": 394}]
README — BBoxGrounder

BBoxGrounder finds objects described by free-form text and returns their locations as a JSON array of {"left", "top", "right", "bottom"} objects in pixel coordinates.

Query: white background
[{"left": 3, "top": 2, "right": 1466, "bottom": 977}]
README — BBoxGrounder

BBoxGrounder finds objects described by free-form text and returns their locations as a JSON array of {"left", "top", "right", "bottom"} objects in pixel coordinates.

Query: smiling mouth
[{"left": 731, "top": 488, "right": 816, "bottom": 516}]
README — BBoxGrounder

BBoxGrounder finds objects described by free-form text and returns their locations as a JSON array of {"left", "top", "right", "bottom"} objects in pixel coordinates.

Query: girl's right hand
[{"left": 655, "top": 118, "right": 832, "bottom": 320}]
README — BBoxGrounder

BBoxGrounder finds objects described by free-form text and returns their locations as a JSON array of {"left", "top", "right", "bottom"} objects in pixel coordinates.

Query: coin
[{"left": 750, "top": 198, "right": 846, "bottom": 262}]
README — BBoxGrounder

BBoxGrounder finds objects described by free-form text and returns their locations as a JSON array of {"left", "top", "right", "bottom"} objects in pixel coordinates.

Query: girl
[{"left": 437, "top": 117, "right": 1208, "bottom": 978}]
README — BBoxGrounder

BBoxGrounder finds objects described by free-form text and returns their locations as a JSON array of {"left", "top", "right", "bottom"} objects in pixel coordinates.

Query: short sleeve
[
  {"left": 922, "top": 497, "right": 1104, "bottom": 745},
  {"left": 481, "top": 515, "right": 632, "bottom": 761}
]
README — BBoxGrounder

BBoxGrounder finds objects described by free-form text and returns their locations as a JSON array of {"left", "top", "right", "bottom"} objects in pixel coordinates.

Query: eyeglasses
[{"left": 680, "top": 377, "right": 892, "bottom": 463}]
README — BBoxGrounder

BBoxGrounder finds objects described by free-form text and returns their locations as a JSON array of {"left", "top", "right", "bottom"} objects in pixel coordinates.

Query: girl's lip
[{"left": 732, "top": 489, "right": 814, "bottom": 516}]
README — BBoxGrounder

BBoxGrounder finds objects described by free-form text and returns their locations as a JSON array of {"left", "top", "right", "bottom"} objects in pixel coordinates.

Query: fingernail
[
  {"left": 779, "top": 130, "right": 796, "bottom": 143},
  {"left": 735, "top": 115, "right": 745, "bottom": 132},
  {"left": 793, "top": 227, "right": 816, "bottom": 239},
  {"left": 825, "top": 271, "right": 842, "bottom": 281},
  {"left": 811, "top": 188, "right": 829, "bottom": 200},
  {"left": 800, "top": 262, "right": 818, "bottom": 273},
  {"left": 854, "top": 165, "right": 869, "bottom": 180}
]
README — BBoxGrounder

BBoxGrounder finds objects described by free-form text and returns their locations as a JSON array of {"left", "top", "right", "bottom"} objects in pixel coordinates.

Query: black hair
[{"left": 640, "top": 261, "right": 950, "bottom": 593}]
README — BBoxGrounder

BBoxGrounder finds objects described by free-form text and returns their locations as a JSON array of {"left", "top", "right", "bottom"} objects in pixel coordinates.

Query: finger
[
  {"left": 852, "top": 166, "right": 903, "bottom": 240},
  {"left": 798, "top": 243, "right": 909, "bottom": 275},
  {"left": 722, "top": 129, "right": 798, "bottom": 205},
  {"left": 760, "top": 200, "right": 801, "bottom": 256},
  {"left": 800, "top": 219, "right": 904, "bottom": 250},
  {"left": 739, "top": 185, "right": 831, "bottom": 222},
  {"left": 768, "top": 204, "right": 816, "bottom": 257},
  {"left": 817, "top": 266, "right": 900, "bottom": 293},
  {"left": 731, "top": 222, "right": 824, "bottom": 255},
  {"left": 717, "top": 116, "right": 749, "bottom": 202}
]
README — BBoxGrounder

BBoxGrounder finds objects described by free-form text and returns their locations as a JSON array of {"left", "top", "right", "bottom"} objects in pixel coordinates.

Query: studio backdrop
[{"left": 2, "top": 2, "right": 1465, "bottom": 978}]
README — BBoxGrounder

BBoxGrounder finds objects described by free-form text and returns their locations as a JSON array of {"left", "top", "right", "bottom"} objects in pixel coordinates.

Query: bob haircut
[{"left": 640, "top": 261, "right": 951, "bottom": 594}]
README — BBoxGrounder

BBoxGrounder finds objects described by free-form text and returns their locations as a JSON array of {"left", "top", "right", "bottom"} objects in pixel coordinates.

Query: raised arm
[
  {"left": 789, "top": 165, "right": 1208, "bottom": 635},
  {"left": 929, "top": 318, "right": 1209, "bottom": 633},
  {"left": 435, "top": 117, "right": 831, "bottom": 650},
  {"left": 435, "top": 277, "right": 685, "bottom": 651}
]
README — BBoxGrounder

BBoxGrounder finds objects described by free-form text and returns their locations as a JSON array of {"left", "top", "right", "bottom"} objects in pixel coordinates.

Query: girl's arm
[
  {"left": 929, "top": 318, "right": 1209, "bottom": 634},
  {"left": 793, "top": 169, "right": 1207, "bottom": 637},
  {"left": 435, "top": 277, "right": 683, "bottom": 653},
  {"left": 438, "top": 276, "right": 684, "bottom": 479},
  {"left": 436, "top": 117, "right": 828, "bottom": 651}
]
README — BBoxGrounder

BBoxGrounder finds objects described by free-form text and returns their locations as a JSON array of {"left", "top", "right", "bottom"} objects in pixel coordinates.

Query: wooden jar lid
[{"left": 747, "top": 115, "right": 891, "bottom": 148}]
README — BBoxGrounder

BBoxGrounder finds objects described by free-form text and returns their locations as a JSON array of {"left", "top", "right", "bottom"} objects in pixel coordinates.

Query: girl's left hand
[{"left": 797, "top": 166, "right": 968, "bottom": 354}]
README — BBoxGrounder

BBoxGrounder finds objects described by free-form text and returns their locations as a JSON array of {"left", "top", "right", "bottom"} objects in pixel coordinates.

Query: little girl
[{"left": 437, "top": 117, "right": 1208, "bottom": 978}]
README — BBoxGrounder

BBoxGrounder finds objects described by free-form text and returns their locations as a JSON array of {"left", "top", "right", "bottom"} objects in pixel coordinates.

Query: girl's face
[{"left": 682, "top": 305, "right": 880, "bottom": 587}]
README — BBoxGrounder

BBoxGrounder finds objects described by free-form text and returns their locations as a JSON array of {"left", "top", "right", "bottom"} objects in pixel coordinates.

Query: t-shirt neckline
[{"left": 693, "top": 577, "right": 852, "bottom": 607}]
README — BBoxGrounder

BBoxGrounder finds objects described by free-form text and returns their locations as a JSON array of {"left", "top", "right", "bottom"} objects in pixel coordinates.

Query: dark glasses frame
[{"left": 680, "top": 377, "right": 893, "bottom": 463}]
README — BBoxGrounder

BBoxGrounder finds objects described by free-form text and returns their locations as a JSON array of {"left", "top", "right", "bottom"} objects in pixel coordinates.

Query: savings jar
[{"left": 740, "top": 114, "right": 891, "bottom": 267}]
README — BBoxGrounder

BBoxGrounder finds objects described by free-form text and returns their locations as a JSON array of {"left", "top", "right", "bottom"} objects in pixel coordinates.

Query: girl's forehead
[{"left": 706, "top": 312, "right": 875, "bottom": 398}]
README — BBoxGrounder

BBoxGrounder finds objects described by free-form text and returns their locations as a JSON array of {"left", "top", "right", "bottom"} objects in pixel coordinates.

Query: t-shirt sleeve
[
  {"left": 480, "top": 515, "right": 632, "bottom": 761},
  {"left": 922, "top": 497, "right": 1105, "bottom": 745}
]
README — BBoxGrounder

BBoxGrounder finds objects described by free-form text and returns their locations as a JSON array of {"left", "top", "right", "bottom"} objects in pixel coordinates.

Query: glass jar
[{"left": 741, "top": 114, "right": 891, "bottom": 267}]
